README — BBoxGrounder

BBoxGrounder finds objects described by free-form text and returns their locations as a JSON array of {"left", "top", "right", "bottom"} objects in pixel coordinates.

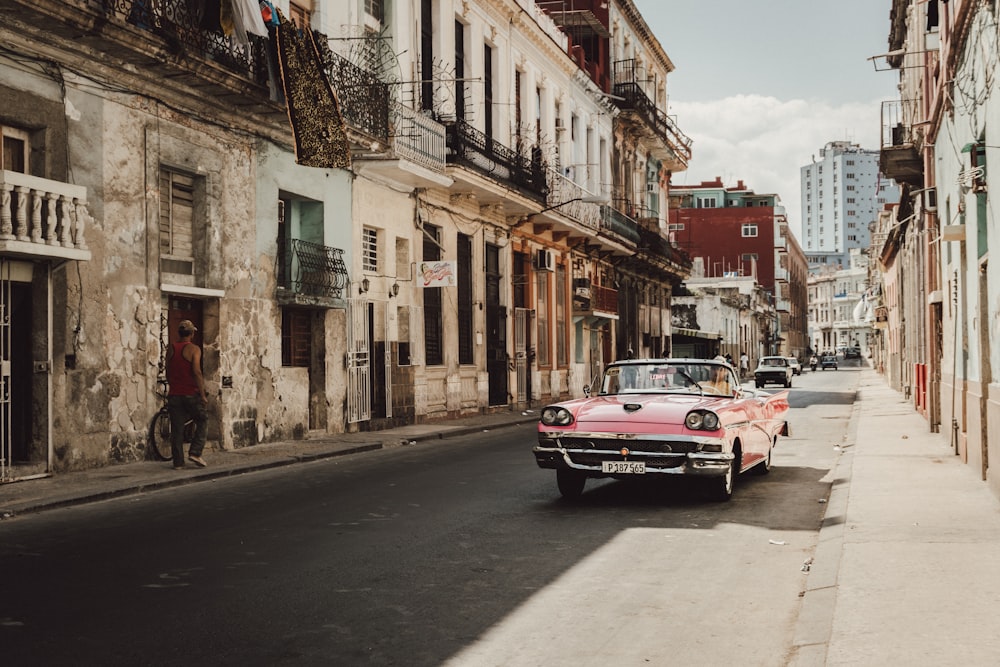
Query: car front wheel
[
  {"left": 710, "top": 452, "right": 736, "bottom": 501},
  {"left": 556, "top": 469, "right": 586, "bottom": 500}
]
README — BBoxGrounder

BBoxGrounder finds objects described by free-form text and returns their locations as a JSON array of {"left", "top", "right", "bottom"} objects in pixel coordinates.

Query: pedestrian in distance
[
  {"left": 740, "top": 352, "right": 749, "bottom": 379},
  {"left": 166, "top": 319, "right": 208, "bottom": 469}
]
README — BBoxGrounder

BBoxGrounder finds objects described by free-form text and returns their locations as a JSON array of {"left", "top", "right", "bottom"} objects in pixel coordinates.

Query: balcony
[
  {"left": 635, "top": 225, "right": 691, "bottom": 274},
  {"left": 545, "top": 171, "right": 602, "bottom": 230},
  {"left": 10, "top": 1, "right": 279, "bottom": 119},
  {"left": 275, "top": 238, "right": 349, "bottom": 307},
  {"left": 599, "top": 205, "right": 641, "bottom": 245},
  {"left": 319, "top": 45, "right": 390, "bottom": 149},
  {"left": 611, "top": 59, "right": 692, "bottom": 170},
  {"left": 879, "top": 100, "right": 923, "bottom": 186},
  {"left": 353, "top": 103, "right": 452, "bottom": 189},
  {"left": 445, "top": 119, "right": 548, "bottom": 201},
  {"left": 0, "top": 171, "right": 92, "bottom": 262},
  {"left": 573, "top": 282, "right": 619, "bottom": 320}
]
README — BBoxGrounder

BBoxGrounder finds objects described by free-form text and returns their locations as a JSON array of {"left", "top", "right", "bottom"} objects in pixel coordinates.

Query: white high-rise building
[{"left": 800, "top": 141, "right": 899, "bottom": 269}]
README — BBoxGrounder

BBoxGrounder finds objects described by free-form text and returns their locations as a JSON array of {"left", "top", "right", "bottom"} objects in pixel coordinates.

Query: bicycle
[{"left": 148, "top": 378, "right": 194, "bottom": 461}]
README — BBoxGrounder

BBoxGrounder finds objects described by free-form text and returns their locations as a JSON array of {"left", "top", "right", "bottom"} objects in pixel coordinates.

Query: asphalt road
[{"left": 0, "top": 365, "right": 860, "bottom": 666}]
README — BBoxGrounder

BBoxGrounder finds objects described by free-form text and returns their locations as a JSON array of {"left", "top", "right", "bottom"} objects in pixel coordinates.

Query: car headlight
[
  {"left": 685, "top": 410, "right": 720, "bottom": 431},
  {"left": 540, "top": 406, "right": 574, "bottom": 427}
]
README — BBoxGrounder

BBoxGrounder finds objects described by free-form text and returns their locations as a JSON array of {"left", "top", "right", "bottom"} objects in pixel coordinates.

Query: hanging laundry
[
  {"left": 259, "top": 1, "right": 280, "bottom": 28},
  {"left": 228, "top": 0, "right": 269, "bottom": 45},
  {"left": 275, "top": 13, "right": 351, "bottom": 169}
]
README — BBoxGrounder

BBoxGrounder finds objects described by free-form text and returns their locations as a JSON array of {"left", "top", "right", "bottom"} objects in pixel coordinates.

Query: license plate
[{"left": 602, "top": 461, "right": 646, "bottom": 474}]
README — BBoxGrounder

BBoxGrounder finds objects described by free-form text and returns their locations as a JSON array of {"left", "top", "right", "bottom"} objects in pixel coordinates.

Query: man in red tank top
[{"left": 165, "top": 319, "right": 208, "bottom": 469}]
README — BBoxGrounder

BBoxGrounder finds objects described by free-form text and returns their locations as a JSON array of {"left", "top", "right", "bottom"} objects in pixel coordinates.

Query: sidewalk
[
  {"left": 793, "top": 366, "right": 1000, "bottom": 666},
  {"left": 0, "top": 409, "right": 539, "bottom": 518}
]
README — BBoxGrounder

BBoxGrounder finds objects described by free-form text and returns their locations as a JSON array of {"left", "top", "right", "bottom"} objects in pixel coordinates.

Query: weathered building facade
[
  {"left": 0, "top": 0, "right": 691, "bottom": 481},
  {"left": 876, "top": 0, "right": 1000, "bottom": 498}
]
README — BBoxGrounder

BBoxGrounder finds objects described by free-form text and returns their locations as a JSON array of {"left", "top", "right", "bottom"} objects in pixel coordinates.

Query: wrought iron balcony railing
[
  {"left": 318, "top": 42, "right": 390, "bottom": 145},
  {"left": 393, "top": 104, "right": 447, "bottom": 172},
  {"left": 445, "top": 120, "right": 548, "bottom": 199},
  {"left": 277, "top": 238, "right": 349, "bottom": 299},
  {"left": 636, "top": 225, "right": 691, "bottom": 269},
  {"left": 0, "top": 170, "right": 91, "bottom": 260},
  {"left": 612, "top": 59, "right": 692, "bottom": 166},
  {"left": 599, "top": 205, "right": 640, "bottom": 244},
  {"left": 544, "top": 169, "right": 601, "bottom": 230},
  {"left": 86, "top": 0, "right": 269, "bottom": 85}
]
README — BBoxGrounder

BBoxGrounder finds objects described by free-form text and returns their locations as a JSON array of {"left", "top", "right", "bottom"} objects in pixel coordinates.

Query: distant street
[{"left": 1, "top": 364, "right": 860, "bottom": 666}]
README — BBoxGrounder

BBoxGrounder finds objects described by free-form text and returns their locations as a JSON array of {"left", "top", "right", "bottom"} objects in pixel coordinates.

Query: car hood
[{"left": 570, "top": 394, "right": 719, "bottom": 426}]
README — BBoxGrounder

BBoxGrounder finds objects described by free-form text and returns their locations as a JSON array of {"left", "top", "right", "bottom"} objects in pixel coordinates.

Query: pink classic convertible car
[{"left": 533, "top": 358, "right": 791, "bottom": 501}]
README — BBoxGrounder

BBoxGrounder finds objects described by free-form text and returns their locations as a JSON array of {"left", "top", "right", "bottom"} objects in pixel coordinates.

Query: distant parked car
[
  {"left": 754, "top": 356, "right": 793, "bottom": 388},
  {"left": 821, "top": 355, "right": 839, "bottom": 370},
  {"left": 845, "top": 347, "right": 861, "bottom": 359},
  {"left": 786, "top": 357, "right": 802, "bottom": 375}
]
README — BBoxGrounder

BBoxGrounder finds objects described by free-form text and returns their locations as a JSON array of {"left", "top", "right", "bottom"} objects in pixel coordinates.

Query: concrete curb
[
  {"left": 789, "top": 382, "right": 862, "bottom": 665},
  {"left": 2, "top": 417, "right": 539, "bottom": 517}
]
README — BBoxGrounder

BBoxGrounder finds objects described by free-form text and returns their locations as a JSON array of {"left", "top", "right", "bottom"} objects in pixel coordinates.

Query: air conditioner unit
[
  {"left": 534, "top": 248, "right": 556, "bottom": 272},
  {"left": 925, "top": 188, "right": 937, "bottom": 212}
]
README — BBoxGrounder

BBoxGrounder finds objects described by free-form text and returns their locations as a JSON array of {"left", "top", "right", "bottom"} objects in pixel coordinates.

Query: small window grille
[{"left": 362, "top": 227, "right": 378, "bottom": 272}]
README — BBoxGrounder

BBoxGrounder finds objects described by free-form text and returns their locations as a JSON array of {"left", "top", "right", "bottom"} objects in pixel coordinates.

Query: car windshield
[
  {"left": 600, "top": 361, "right": 738, "bottom": 397},
  {"left": 762, "top": 358, "right": 786, "bottom": 366}
]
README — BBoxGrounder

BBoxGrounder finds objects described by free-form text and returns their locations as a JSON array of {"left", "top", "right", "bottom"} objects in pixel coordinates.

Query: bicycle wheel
[{"left": 148, "top": 409, "right": 174, "bottom": 461}]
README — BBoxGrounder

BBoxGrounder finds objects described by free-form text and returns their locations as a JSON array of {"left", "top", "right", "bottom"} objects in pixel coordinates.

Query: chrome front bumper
[{"left": 533, "top": 432, "right": 734, "bottom": 477}]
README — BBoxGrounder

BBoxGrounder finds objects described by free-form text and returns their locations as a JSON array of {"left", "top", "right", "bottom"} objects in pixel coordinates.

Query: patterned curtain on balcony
[{"left": 275, "top": 13, "right": 351, "bottom": 169}]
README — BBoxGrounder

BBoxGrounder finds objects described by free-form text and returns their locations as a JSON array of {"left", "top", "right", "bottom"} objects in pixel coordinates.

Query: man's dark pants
[{"left": 167, "top": 394, "right": 208, "bottom": 467}]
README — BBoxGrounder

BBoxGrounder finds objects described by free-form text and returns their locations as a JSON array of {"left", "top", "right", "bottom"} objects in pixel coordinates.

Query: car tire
[
  {"left": 710, "top": 449, "right": 737, "bottom": 502},
  {"left": 556, "top": 469, "right": 586, "bottom": 500}
]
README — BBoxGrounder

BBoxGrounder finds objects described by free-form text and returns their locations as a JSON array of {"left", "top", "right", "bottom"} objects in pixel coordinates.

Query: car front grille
[{"left": 558, "top": 437, "right": 698, "bottom": 454}]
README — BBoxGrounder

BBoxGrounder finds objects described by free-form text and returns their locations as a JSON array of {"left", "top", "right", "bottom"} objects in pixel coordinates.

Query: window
[
  {"left": 159, "top": 167, "right": 197, "bottom": 276},
  {"left": 290, "top": 1, "right": 311, "bottom": 28},
  {"left": 697, "top": 197, "right": 717, "bottom": 208},
  {"left": 741, "top": 253, "right": 758, "bottom": 262},
  {"left": 362, "top": 227, "right": 378, "bottom": 272},
  {"left": 668, "top": 223, "right": 685, "bottom": 231},
  {"left": 555, "top": 264, "right": 567, "bottom": 367},
  {"left": 365, "top": 0, "right": 383, "bottom": 23},
  {"left": 455, "top": 21, "right": 466, "bottom": 121},
  {"left": 1, "top": 126, "right": 29, "bottom": 173},
  {"left": 457, "top": 233, "right": 473, "bottom": 365},
  {"left": 423, "top": 224, "right": 443, "bottom": 366},
  {"left": 421, "top": 0, "right": 434, "bottom": 112},
  {"left": 741, "top": 223, "right": 758, "bottom": 237},
  {"left": 483, "top": 44, "right": 493, "bottom": 137},
  {"left": 282, "top": 308, "right": 312, "bottom": 367},
  {"left": 536, "top": 270, "right": 550, "bottom": 367}
]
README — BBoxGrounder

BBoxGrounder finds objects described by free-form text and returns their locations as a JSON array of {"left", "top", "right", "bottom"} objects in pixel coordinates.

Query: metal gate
[
  {"left": 514, "top": 307, "right": 533, "bottom": 405},
  {"left": 0, "top": 264, "right": 9, "bottom": 482},
  {"left": 347, "top": 298, "right": 371, "bottom": 424}
]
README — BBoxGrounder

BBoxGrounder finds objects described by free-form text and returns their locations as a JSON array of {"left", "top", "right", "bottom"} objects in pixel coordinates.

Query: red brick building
[{"left": 668, "top": 178, "right": 809, "bottom": 357}]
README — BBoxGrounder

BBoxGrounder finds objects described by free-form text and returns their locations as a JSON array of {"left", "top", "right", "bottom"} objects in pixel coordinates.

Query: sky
[{"left": 632, "top": 0, "right": 899, "bottom": 241}]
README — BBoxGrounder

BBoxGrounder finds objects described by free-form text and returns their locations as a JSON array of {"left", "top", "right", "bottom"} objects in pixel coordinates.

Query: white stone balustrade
[{"left": 0, "top": 170, "right": 91, "bottom": 261}]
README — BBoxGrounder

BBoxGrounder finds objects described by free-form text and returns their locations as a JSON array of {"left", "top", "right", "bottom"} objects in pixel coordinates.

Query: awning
[{"left": 672, "top": 327, "right": 721, "bottom": 340}]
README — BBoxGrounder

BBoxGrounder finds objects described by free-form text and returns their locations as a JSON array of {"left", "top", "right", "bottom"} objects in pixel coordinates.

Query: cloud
[{"left": 668, "top": 94, "right": 884, "bottom": 240}]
